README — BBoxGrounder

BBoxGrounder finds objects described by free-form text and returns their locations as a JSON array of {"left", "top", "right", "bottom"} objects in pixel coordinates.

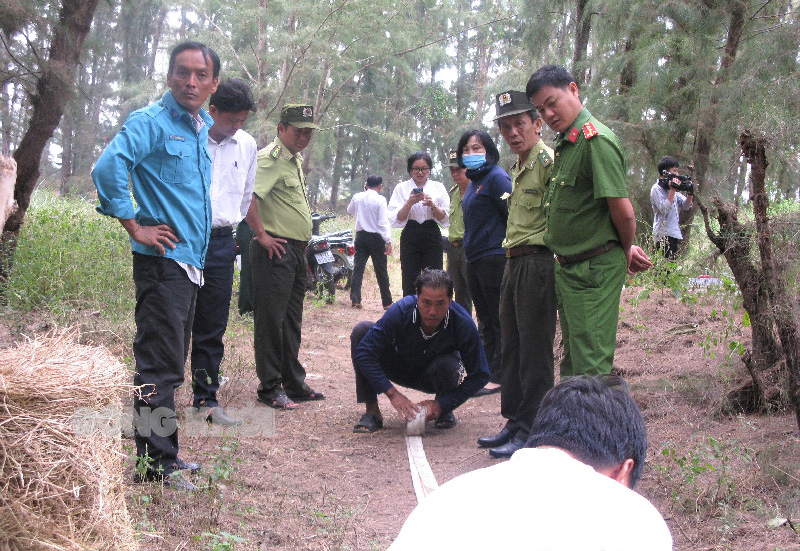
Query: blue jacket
[
  {"left": 462, "top": 163, "right": 511, "bottom": 262},
  {"left": 353, "top": 295, "right": 490, "bottom": 413},
  {"left": 92, "top": 91, "right": 213, "bottom": 268}
]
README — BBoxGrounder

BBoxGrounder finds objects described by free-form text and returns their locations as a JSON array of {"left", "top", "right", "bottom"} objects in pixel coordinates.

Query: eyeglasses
[{"left": 411, "top": 167, "right": 431, "bottom": 174}]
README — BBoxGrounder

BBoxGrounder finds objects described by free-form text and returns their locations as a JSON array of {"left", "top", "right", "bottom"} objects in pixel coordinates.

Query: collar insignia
[{"left": 567, "top": 127, "right": 580, "bottom": 143}]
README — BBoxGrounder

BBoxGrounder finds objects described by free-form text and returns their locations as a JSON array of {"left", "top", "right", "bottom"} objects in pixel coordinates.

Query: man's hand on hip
[{"left": 119, "top": 219, "right": 177, "bottom": 255}]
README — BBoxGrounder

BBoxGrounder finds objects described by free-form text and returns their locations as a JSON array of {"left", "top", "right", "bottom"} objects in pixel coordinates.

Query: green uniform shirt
[
  {"left": 448, "top": 184, "right": 466, "bottom": 241},
  {"left": 544, "top": 108, "right": 627, "bottom": 257},
  {"left": 253, "top": 137, "right": 312, "bottom": 242},
  {"left": 502, "top": 139, "right": 553, "bottom": 249}
]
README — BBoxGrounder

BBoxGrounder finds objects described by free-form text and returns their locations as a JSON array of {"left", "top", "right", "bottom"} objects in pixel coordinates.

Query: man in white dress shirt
[
  {"left": 190, "top": 78, "right": 257, "bottom": 426},
  {"left": 390, "top": 375, "right": 673, "bottom": 551},
  {"left": 347, "top": 175, "right": 394, "bottom": 309}
]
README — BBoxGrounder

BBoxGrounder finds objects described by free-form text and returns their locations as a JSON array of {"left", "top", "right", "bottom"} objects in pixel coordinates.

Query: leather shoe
[
  {"left": 489, "top": 435, "right": 526, "bottom": 459},
  {"left": 175, "top": 458, "right": 201, "bottom": 472},
  {"left": 477, "top": 427, "right": 514, "bottom": 448},
  {"left": 208, "top": 406, "right": 242, "bottom": 427}
]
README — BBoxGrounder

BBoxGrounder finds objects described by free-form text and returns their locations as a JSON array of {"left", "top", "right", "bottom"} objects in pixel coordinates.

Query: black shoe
[
  {"left": 435, "top": 411, "right": 457, "bottom": 429},
  {"left": 472, "top": 385, "right": 502, "bottom": 398},
  {"left": 477, "top": 427, "right": 514, "bottom": 448},
  {"left": 207, "top": 406, "right": 243, "bottom": 427},
  {"left": 175, "top": 458, "right": 201, "bottom": 472},
  {"left": 134, "top": 469, "right": 199, "bottom": 491},
  {"left": 489, "top": 436, "right": 526, "bottom": 459}
]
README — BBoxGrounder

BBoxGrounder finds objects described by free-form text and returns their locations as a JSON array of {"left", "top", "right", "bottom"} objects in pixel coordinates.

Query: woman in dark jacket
[{"left": 458, "top": 129, "right": 512, "bottom": 394}]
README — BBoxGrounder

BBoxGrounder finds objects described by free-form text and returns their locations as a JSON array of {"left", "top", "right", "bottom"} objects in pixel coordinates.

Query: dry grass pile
[{"left": 0, "top": 333, "right": 136, "bottom": 551}]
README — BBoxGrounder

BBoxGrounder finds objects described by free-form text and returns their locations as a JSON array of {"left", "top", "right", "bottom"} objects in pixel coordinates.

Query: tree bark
[
  {"left": 572, "top": 0, "right": 592, "bottom": 86},
  {"left": 0, "top": 0, "right": 100, "bottom": 281}
]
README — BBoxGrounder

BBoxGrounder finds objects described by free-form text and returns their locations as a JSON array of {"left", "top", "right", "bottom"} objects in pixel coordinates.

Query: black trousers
[
  {"left": 446, "top": 244, "right": 473, "bottom": 314},
  {"left": 499, "top": 251, "right": 557, "bottom": 440},
  {"left": 190, "top": 233, "right": 236, "bottom": 408},
  {"left": 656, "top": 235, "right": 680, "bottom": 261},
  {"left": 350, "top": 321, "right": 461, "bottom": 409},
  {"left": 132, "top": 253, "right": 197, "bottom": 475},
  {"left": 251, "top": 240, "right": 311, "bottom": 401},
  {"left": 236, "top": 220, "right": 254, "bottom": 314},
  {"left": 399, "top": 220, "right": 443, "bottom": 297},
  {"left": 350, "top": 230, "right": 393, "bottom": 307},
  {"left": 466, "top": 254, "right": 506, "bottom": 384}
]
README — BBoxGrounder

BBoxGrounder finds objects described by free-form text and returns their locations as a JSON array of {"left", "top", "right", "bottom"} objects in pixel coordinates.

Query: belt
[
  {"left": 506, "top": 244, "right": 550, "bottom": 258},
  {"left": 555, "top": 241, "right": 618, "bottom": 266},
  {"left": 210, "top": 226, "right": 233, "bottom": 238},
  {"left": 267, "top": 232, "right": 307, "bottom": 250},
  {"left": 450, "top": 240, "right": 463, "bottom": 248}
]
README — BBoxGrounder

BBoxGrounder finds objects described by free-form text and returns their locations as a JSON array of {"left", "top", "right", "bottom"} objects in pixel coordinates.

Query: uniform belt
[
  {"left": 555, "top": 241, "right": 618, "bottom": 266},
  {"left": 267, "top": 232, "right": 306, "bottom": 250},
  {"left": 450, "top": 240, "right": 463, "bottom": 248},
  {"left": 506, "top": 244, "right": 550, "bottom": 258},
  {"left": 210, "top": 226, "right": 233, "bottom": 238}
]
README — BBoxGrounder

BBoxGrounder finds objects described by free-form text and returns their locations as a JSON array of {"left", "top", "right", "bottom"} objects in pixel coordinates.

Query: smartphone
[{"left": 412, "top": 187, "right": 424, "bottom": 195}]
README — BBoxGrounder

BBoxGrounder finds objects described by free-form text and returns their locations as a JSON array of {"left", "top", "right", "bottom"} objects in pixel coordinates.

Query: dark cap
[
  {"left": 448, "top": 149, "right": 460, "bottom": 168},
  {"left": 280, "top": 103, "right": 320, "bottom": 129},
  {"left": 493, "top": 90, "right": 536, "bottom": 121}
]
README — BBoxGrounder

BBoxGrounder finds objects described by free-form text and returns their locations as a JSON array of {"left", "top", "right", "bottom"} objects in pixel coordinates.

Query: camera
[{"left": 658, "top": 172, "right": 694, "bottom": 194}]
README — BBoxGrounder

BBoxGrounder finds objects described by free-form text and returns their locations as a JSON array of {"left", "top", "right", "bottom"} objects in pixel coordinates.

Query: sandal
[
  {"left": 435, "top": 411, "right": 456, "bottom": 429},
  {"left": 259, "top": 394, "right": 299, "bottom": 410},
  {"left": 353, "top": 413, "right": 383, "bottom": 433},
  {"left": 288, "top": 390, "right": 325, "bottom": 402}
]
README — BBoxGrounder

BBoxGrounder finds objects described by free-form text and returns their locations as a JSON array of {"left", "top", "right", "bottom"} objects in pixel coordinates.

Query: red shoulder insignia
[
  {"left": 567, "top": 127, "right": 580, "bottom": 143},
  {"left": 583, "top": 122, "right": 598, "bottom": 140}
]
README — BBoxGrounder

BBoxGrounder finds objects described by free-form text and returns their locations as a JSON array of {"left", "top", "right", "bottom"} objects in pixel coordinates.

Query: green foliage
[
  {"left": 196, "top": 531, "right": 247, "bottom": 551},
  {"left": 3, "top": 192, "right": 135, "bottom": 320}
]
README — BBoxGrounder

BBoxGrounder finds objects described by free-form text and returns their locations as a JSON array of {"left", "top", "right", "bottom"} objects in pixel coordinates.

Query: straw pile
[{"left": 0, "top": 333, "right": 136, "bottom": 551}]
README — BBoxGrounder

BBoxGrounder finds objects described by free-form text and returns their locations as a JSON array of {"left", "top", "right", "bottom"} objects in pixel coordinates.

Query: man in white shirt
[
  {"left": 190, "top": 78, "right": 257, "bottom": 426},
  {"left": 390, "top": 375, "right": 673, "bottom": 551},
  {"left": 347, "top": 175, "right": 393, "bottom": 309},
  {"left": 650, "top": 155, "right": 695, "bottom": 261}
]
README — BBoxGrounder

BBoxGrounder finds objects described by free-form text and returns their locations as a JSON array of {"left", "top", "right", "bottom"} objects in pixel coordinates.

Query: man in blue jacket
[
  {"left": 351, "top": 269, "right": 489, "bottom": 432},
  {"left": 92, "top": 41, "right": 219, "bottom": 490}
]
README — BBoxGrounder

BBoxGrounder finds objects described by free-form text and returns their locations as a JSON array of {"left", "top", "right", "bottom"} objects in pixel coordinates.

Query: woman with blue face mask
[{"left": 457, "top": 129, "right": 512, "bottom": 395}]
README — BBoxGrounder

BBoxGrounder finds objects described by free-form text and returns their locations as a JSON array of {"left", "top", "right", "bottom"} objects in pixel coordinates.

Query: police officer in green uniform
[
  {"left": 245, "top": 104, "right": 326, "bottom": 409},
  {"left": 445, "top": 149, "right": 473, "bottom": 315},
  {"left": 526, "top": 65, "right": 652, "bottom": 377},
  {"left": 477, "top": 90, "right": 558, "bottom": 458}
]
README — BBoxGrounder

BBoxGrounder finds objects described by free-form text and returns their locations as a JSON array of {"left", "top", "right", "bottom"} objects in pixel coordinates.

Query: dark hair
[
  {"left": 456, "top": 129, "right": 500, "bottom": 168},
  {"left": 366, "top": 175, "right": 383, "bottom": 188},
  {"left": 413, "top": 268, "right": 454, "bottom": 299},
  {"left": 526, "top": 64, "right": 575, "bottom": 98},
  {"left": 525, "top": 375, "right": 647, "bottom": 488},
  {"left": 657, "top": 156, "right": 679, "bottom": 176},
  {"left": 168, "top": 41, "right": 220, "bottom": 79},
  {"left": 406, "top": 151, "right": 433, "bottom": 174},
  {"left": 209, "top": 78, "right": 255, "bottom": 113}
]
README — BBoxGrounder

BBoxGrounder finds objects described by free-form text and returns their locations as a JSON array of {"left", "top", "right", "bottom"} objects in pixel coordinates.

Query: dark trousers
[
  {"left": 350, "top": 230, "right": 393, "bottom": 307},
  {"left": 656, "top": 235, "right": 680, "bottom": 261},
  {"left": 251, "top": 240, "right": 311, "bottom": 401},
  {"left": 190, "top": 234, "right": 236, "bottom": 408},
  {"left": 446, "top": 245, "right": 473, "bottom": 314},
  {"left": 467, "top": 254, "right": 506, "bottom": 384},
  {"left": 499, "top": 252, "right": 557, "bottom": 440},
  {"left": 400, "top": 220, "right": 443, "bottom": 297},
  {"left": 350, "top": 321, "right": 461, "bottom": 409},
  {"left": 132, "top": 253, "right": 197, "bottom": 475},
  {"left": 236, "top": 220, "right": 254, "bottom": 314}
]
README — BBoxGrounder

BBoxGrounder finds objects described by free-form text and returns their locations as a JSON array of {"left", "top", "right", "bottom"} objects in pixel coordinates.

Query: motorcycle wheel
[
  {"left": 331, "top": 254, "right": 352, "bottom": 290},
  {"left": 314, "top": 264, "right": 336, "bottom": 303}
]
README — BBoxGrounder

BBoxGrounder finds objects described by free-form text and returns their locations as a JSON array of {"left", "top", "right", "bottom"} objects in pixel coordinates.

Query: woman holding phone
[{"left": 388, "top": 151, "right": 450, "bottom": 296}]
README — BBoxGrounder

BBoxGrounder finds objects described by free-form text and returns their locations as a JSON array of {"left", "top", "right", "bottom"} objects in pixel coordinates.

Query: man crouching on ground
[{"left": 351, "top": 268, "right": 489, "bottom": 433}]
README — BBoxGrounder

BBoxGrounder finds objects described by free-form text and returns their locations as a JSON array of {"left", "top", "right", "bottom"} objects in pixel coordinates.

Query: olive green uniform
[
  {"left": 251, "top": 137, "right": 314, "bottom": 401},
  {"left": 499, "top": 139, "right": 557, "bottom": 440},
  {"left": 446, "top": 184, "right": 472, "bottom": 314},
  {"left": 544, "top": 108, "right": 628, "bottom": 376}
]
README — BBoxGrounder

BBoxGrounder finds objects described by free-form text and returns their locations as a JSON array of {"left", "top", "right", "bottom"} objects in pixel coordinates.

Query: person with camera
[{"left": 650, "top": 156, "right": 695, "bottom": 261}]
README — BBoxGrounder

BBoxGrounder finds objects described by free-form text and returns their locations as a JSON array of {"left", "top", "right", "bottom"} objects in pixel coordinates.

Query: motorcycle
[{"left": 305, "top": 213, "right": 354, "bottom": 301}]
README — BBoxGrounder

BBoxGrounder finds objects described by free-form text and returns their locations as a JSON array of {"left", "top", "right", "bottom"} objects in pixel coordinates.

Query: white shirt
[
  {"left": 388, "top": 178, "right": 450, "bottom": 229},
  {"left": 347, "top": 188, "right": 392, "bottom": 243},
  {"left": 390, "top": 448, "right": 673, "bottom": 551},
  {"left": 207, "top": 129, "right": 258, "bottom": 228},
  {"left": 650, "top": 181, "right": 690, "bottom": 241}
]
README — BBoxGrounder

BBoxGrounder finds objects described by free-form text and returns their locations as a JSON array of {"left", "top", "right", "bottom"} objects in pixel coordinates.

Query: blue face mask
[{"left": 462, "top": 153, "right": 486, "bottom": 170}]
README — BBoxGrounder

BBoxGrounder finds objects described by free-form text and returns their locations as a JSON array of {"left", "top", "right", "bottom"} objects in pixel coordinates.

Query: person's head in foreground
[{"left": 525, "top": 374, "right": 646, "bottom": 488}]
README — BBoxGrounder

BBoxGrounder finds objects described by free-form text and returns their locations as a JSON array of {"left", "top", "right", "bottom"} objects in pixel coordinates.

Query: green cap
[
  {"left": 280, "top": 103, "right": 320, "bottom": 129},
  {"left": 448, "top": 149, "right": 460, "bottom": 168},
  {"left": 492, "top": 90, "right": 536, "bottom": 121}
]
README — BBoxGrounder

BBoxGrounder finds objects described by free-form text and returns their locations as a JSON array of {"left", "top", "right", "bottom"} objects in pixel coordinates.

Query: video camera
[{"left": 658, "top": 171, "right": 694, "bottom": 195}]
